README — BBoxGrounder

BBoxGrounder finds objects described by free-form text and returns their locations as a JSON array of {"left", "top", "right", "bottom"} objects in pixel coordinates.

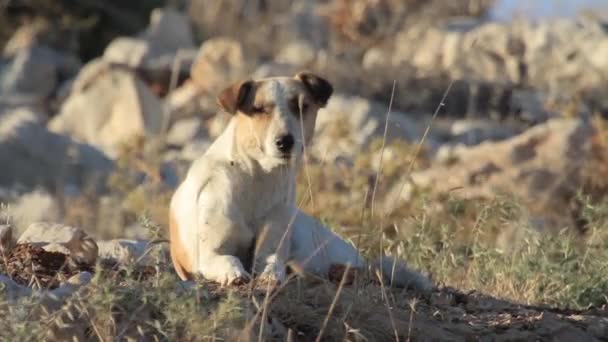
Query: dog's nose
[{"left": 275, "top": 134, "right": 294, "bottom": 153}]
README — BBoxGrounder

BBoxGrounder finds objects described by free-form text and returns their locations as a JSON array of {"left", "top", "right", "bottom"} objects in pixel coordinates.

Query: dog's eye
[
  {"left": 289, "top": 98, "right": 308, "bottom": 115},
  {"left": 251, "top": 105, "right": 265, "bottom": 114}
]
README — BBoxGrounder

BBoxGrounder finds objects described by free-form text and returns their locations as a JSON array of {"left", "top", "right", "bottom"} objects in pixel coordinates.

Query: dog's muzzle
[{"left": 275, "top": 134, "right": 295, "bottom": 155}]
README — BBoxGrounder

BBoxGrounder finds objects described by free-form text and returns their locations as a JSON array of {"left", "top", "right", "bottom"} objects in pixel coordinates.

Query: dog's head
[{"left": 217, "top": 71, "right": 333, "bottom": 170}]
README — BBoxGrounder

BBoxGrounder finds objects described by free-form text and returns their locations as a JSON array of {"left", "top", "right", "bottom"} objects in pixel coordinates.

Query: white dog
[{"left": 169, "top": 72, "right": 432, "bottom": 292}]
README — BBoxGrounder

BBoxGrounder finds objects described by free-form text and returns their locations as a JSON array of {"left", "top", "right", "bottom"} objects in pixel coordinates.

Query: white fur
[{"left": 169, "top": 75, "right": 432, "bottom": 293}]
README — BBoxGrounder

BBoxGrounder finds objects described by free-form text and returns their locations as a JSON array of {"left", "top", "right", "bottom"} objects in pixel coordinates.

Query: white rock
[
  {"left": 0, "top": 46, "right": 80, "bottom": 106},
  {"left": 18, "top": 222, "right": 98, "bottom": 264},
  {"left": 190, "top": 37, "right": 246, "bottom": 93},
  {"left": 97, "top": 239, "right": 164, "bottom": 265},
  {"left": 102, "top": 37, "right": 148, "bottom": 68},
  {"left": 313, "top": 95, "right": 426, "bottom": 162},
  {"left": 166, "top": 117, "right": 204, "bottom": 147},
  {"left": 49, "top": 62, "right": 164, "bottom": 157},
  {"left": 140, "top": 8, "right": 195, "bottom": 53},
  {"left": 397, "top": 118, "right": 594, "bottom": 230},
  {"left": 181, "top": 139, "right": 212, "bottom": 161},
  {"left": 0, "top": 108, "right": 113, "bottom": 189},
  {"left": 276, "top": 41, "right": 316, "bottom": 66}
]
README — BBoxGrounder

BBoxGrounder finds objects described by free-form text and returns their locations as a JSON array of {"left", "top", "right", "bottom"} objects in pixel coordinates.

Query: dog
[{"left": 169, "top": 71, "right": 432, "bottom": 293}]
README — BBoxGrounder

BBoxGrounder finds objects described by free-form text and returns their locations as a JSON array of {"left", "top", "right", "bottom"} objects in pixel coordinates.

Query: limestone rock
[
  {"left": 0, "top": 108, "right": 113, "bottom": 190},
  {"left": 313, "top": 95, "right": 427, "bottom": 162},
  {"left": 18, "top": 222, "right": 98, "bottom": 264},
  {"left": 396, "top": 118, "right": 594, "bottom": 230},
  {"left": 49, "top": 61, "right": 164, "bottom": 157},
  {"left": 190, "top": 37, "right": 247, "bottom": 93}
]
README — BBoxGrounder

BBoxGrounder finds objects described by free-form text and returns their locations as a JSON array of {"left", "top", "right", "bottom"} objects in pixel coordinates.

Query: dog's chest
[{"left": 234, "top": 167, "right": 294, "bottom": 223}]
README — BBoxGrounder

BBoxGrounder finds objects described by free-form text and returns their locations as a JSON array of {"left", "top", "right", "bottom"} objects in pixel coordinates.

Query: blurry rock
[
  {"left": 362, "top": 47, "right": 390, "bottom": 70},
  {"left": 49, "top": 61, "right": 164, "bottom": 157},
  {"left": 98, "top": 239, "right": 165, "bottom": 265},
  {"left": 103, "top": 8, "right": 194, "bottom": 69},
  {"left": 276, "top": 41, "right": 316, "bottom": 66},
  {"left": 181, "top": 139, "right": 212, "bottom": 161},
  {"left": 447, "top": 119, "right": 520, "bottom": 146},
  {"left": 164, "top": 80, "right": 213, "bottom": 122},
  {"left": 18, "top": 222, "right": 98, "bottom": 264},
  {"left": 0, "top": 108, "right": 113, "bottom": 190},
  {"left": 313, "top": 95, "right": 425, "bottom": 161},
  {"left": 0, "top": 224, "right": 11, "bottom": 253},
  {"left": 103, "top": 37, "right": 149, "bottom": 68},
  {"left": 141, "top": 8, "right": 195, "bottom": 53},
  {"left": 166, "top": 117, "right": 205, "bottom": 147},
  {"left": 190, "top": 37, "right": 246, "bottom": 93},
  {"left": 399, "top": 118, "right": 594, "bottom": 229},
  {"left": 252, "top": 62, "right": 300, "bottom": 79},
  {"left": 0, "top": 46, "right": 80, "bottom": 107},
  {"left": 510, "top": 89, "right": 552, "bottom": 124},
  {"left": 10, "top": 190, "right": 60, "bottom": 235},
  {"left": 0, "top": 274, "right": 32, "bottom": 300}
]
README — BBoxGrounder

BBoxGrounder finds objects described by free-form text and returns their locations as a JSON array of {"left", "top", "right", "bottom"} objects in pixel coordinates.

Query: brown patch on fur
[
  {"left": 235, "top": 112, "right": 273, "bottom": 150},
  {"left": 169, "top": 209, "right": 192, "bottom": 280},
  {"left": 217, "top": 80, "right": 256, "bottom": 114}
]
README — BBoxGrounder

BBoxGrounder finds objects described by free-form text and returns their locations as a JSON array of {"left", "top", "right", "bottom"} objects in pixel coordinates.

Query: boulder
[
  {"left": 103, "top": 8, "right": 195, "bottom": 71},
  {"left": 276, "top": 41, "right": 316, "bottom": 66},
  {"left": 0, "top": 108, "right": 113, "bottom": 190},
  {"left": 190, "top": 37, "right": 247, "bottom": 93},
  {"left": 166, "top": 117, "right": 205, "bottom": 147},
  {"left": 17, "top": 222, "right": 98, "bottom": 264},
  {"left": 313, "top": 95, "right": 428, "bottom": 162},
  {"left": 0, "top": 46, "right": 80, "bottom": 107},
  {"left": 392, "top": 118, "right": 594, "bottom": 230},
  {"left": 49, "top": 60, "right": 164, "bottom": 157},
  {"left": 97, "top": 239, "right": 166, "bottom": 265}
]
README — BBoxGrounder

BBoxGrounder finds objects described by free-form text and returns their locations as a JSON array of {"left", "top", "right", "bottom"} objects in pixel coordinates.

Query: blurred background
[{"left": 0, "top": 0, "right": 607, "bottom": 249}]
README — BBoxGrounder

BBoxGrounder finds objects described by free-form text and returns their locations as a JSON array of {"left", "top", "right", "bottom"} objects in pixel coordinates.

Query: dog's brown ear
[
  {"left": 217, "top": 80, "right": 255, "bottom": 114},
  {"left": 295, "top": 72, "right": 333, "bottom": 106}
]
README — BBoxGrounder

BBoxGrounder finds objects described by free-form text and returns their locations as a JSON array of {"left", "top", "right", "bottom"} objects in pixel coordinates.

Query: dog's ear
[
  {"left": 217, "top": 80, "right": 255, "bottom": 114},
  {"left": 295, "top": 71, "right": 333, "bottom": 106}
]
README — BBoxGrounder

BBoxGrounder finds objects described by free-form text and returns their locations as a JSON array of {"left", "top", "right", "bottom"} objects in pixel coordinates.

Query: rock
[
  {"left": 49, "top": 61, "right": 164, "bottom": 157},
  {"left": 0, "top": 46, "right": 80, "bottom": 107},
  {"left": 0, "top": 274, "right": 32, "bottom": 300},
  {"left": 164, "top": 80, "right": 214, "bottom": 123},
  {"left": 313, "top": 95, "right": 427, "bottom": 162},
  {"left": 97, "top": 239, "right": 165, "bottom": 265},
  {"left": 395, "top": 118, "right": 594, "bottom": 230},
  {"left": 190, "top": 37, "right": 247, "bottom": 93},
  {"left": 0, "top": 108, "right": 113, "bottom": 190},
  {"left": 166, "top": 117, "right": 205, "bottom": 147},
  {"left": 276, "top": 41, "right": 316, "bottom": 66},
  {"left": 9, "top": 190, "right": 60, "bottom": 236},
  {"left": 0, "top": 224, "right": 11, "bottom": 253},
  {"left": 445, "top": 119, "right": 520, "bottom": 147},
  {"left": 140, "top": 8, "right": 195, "bottom": 53},
  {"left": 103, "top": 37, "right": 149, "bottom": 68},
  {"left": 181, "top": 139, "right": 212, "bottom": 161},
  {"left": 18, "top": 222, "right": 98, "bottom": 264},
  {"left": 103, "top": 7, "right": 195, "bottom": 71},
  {"left": 251, "top": 62, "right": 300, "bottom": 79}
]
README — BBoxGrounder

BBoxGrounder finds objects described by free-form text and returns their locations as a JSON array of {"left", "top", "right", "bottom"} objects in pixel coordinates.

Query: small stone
[{"left": 18, "top": 222, "right": 98, "bottom": 264}]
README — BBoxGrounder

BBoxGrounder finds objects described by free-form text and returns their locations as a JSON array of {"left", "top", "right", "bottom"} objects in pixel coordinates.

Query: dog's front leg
[{"left": 253, "top": 206, "right": 295, "bottom": 283}]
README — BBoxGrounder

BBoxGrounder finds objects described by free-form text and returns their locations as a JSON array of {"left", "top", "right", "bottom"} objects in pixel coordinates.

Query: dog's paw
[
  {"left": 257, "top": 262, "right": 286, "bottom": 285},
  {"left": 208, "top": 255, "right": 251, "bottom": 287}
]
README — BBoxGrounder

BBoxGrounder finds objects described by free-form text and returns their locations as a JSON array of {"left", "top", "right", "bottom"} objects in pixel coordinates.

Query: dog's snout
[{"left": 275, "top": 134, "right": 294, "bottom": 154}]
